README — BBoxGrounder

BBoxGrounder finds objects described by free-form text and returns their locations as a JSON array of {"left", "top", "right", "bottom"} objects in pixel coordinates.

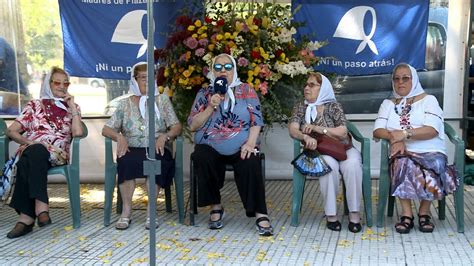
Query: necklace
[
  {"left": 394, "top": 97, "right": 414, "bottom": 116},
  {"left": 395, "top": 97, "right": 414, "bottom": 129}
]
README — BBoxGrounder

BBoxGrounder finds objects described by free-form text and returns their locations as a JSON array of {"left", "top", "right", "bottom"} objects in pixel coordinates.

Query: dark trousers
[
  {"left": 10, "top": 144, "right": 51, "bottom": 219},
  {"left": 193, "top": 144, "right": 268, "bottom": 217}
]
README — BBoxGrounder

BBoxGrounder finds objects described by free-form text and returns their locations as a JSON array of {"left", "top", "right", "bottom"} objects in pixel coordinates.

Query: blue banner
[
  {"left": 293, "top": 0, "right": 429, "bottom": 76},
  {"left": 59, "top": 0, "right": 201, "bottom": 79}
]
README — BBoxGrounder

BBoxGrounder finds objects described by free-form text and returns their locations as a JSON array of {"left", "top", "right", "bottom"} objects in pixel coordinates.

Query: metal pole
[{"left": 145, "top": 1, "right": 157, "bottom": 265}]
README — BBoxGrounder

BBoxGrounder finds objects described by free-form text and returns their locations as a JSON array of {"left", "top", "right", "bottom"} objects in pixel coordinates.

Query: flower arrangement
[{"left": 155, "top": 1, "right": 326, "bottom": 129}]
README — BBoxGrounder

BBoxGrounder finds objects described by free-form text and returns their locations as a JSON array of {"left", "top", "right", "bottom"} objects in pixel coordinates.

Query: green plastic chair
[
  {"left": 103, "top": 136, "right": 184, "bottom": 226},
  {"left": 291, "top": 121, "right": 373, "bottom": 227},
  {"left": 0, "top": 118, "right": 8, "bottom": 164},
  {"left": 376, "top": 122, "right": 464, "bottom": 233},
  {"left": 0, "top": 118, "right": 88, "bottom": 229}
]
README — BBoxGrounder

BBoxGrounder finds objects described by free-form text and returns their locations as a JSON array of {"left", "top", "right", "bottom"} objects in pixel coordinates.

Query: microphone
[
  {"left": 214, "top": 77, "right": 228, "bottom": 95},
  {"left": 213, "top": 77, "right": 228, "bottom": 110}
]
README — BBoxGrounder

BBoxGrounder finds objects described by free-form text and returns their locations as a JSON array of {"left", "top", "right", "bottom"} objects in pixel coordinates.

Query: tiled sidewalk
[{"left": 0, "top": 180, "right": 473, "bottom": 265}]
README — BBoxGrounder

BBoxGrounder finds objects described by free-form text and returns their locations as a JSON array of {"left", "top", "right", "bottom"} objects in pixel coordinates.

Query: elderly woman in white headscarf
[
  {"left": 373, "top": 63, "right": 457, "bottom": 234},
  {"left": 5, "top": 66, "right": 83, "bottom": 239},
  {"left": 288, "top": 72, "right": 363, "bottom": 233},
  {"left": 188, "top": 53, "right": 273, "bottom": 236},
  {"left": 102, "top": 62, "right": 182, "bottom": 230}
]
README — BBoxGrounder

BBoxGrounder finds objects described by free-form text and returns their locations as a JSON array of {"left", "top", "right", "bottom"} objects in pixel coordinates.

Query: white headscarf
[
  {"left": 304, "top": 73, "right": 337, "bottom": 124},
  {"left": 207, "top": 53, "right": 242, "bottom": 112},
  {"left": 128, "top": 62, "right": 160, "bottom": 120},
  {"left": 392, "top": 63, "right": 425, "bottom": 114},
  {"left": 39, "top": 68, "right": 69, "bottom": 111}
]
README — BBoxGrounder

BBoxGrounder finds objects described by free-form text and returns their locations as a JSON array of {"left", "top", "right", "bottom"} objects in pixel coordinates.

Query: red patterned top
[{"left": 15, "top": 99, "right": 81, "bottom": 166}]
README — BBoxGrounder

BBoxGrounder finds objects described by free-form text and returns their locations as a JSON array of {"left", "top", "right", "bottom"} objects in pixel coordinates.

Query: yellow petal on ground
[
  {"left": 64, "top": 225, "right": 73, "bottom": 231},
  {"left": 114, "top": 241, "right": 125, "bottom": 248},
  {"left": 256, "top": 250, "right": 268, "bottom": 262},
  {"left": 131, "top": 257, "right": 149, "bottom": 263},
  {"left": 157, "top": 243, "right": 172, "bottom": 250},
  {"left": 102, "top": 259, "right": 110, "bottom": 263},
  {"left": 17, "top": 250, "right": 25, "bottom": 255},
  {"left": 207, "top": 252, "right": 225, "bottom": 259},
  {"left": 78, "top": 236, "right": 86, "bottom": 241},
  {"left": 337, "top": 240, "right": 353, "bottom": 247}
]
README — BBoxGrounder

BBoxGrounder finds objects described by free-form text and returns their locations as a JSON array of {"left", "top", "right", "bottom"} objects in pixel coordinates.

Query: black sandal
[
  {"left": 255, "top": 216, "right": 274, "bottom": 236},
  {"left": 7, "top": 222, "right": 34, "bottom": 239},
  {"left": 326, "top": 220, "right": 341, "bottom": 231},
  {"left": 348, "top": 222, "right": 362, "bottom": 233},
  {"left": 418, "top": 214, "right": 434, "bottom": 233},
  {"left": 395, "top": 215, "right": 414, "bottom": 234},
  {"left": 208, "top": 208, "right": 224, "bottom": 230}
]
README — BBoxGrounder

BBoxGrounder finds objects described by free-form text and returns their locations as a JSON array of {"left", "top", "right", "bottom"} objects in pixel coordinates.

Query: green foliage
[{"left": 20, "top": 0, "right": 63, "bottom": 72}]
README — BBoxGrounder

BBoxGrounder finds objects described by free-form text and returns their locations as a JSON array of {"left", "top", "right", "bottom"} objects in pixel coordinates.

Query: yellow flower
[
  {"left": 194, "top": 20, "right": 202, "bottom": 27},
  {"left": 208, "top": 44, "right": 215, "bottom": 51},
  {"left": 249, "top": 25, "right": 259, "bottom": 35},
  {"left": 179, "top": 78, "right": 189, "bottom": 85},
  {"left": 164, "top": 68, "right": 169, "bottom": 77},
  {"left": 192, "top": 33, "right": 198, "bottom": 39},
  {"left": 199, "top": 33, "right": 208, "bottom": 39},
  {"left": 187, "top": 25, "right": 195, "bottom": 31},
  {"left": 216, "top": 34, "right": 224, "bottom": 41},
  {"left": 280, "top": 52, "right": 286, "bottom": 60},
  {"left": 248, "top": 70, "right": 254, "bottom": 77},
  {"left": 183, "top": 70, "right": 192, "bottom": 78},
  {"left": 262, "top": 17, "right": 270, "bottom": 29},
  {"left": 253, "top": 65, "right": 261, "bottom": 76},
  {"left": 235, "top": 21, "right": 244, "bottom": 32},
  {"left": 224, "top": 32, "right": 232, "bottom": 39},
  {"left": 158, "top": 86, "right": 165, "bottom": 94}
]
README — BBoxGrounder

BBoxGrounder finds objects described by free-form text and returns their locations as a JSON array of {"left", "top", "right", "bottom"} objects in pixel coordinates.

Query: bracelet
[
  {"left": 71, "top": 112, "right": 80, "bottom": 117},
  {"left": 166, "top": 134, "right": 171, "bottom": 142}
]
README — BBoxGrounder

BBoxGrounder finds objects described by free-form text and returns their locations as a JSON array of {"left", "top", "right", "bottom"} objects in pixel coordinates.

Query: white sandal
[
  {"left": 145, "top": 217, "right": 159, "bottom": 230},
  {"left": 115, "top": 217, "right": 131, "bottom": 230}
]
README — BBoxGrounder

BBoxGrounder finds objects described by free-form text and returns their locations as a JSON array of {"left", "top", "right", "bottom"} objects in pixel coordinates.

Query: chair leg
[
  {"left": 291, "top": 170, "right": 306, "bottom": 227},
  {"left": 189, "top": 156, "right": 196, "bottom": 226},
  {"left": 173, "top": 168, "right": 185, "bottom": 225},
  {"left": 260, "top": 153, "right": 266, "bottom": 182},
  {"left": 66, "top": 169, "right": 81, "bottom": 229},
  {"left": 454, "top": 181, "right": 464, "bottom": 233},
  {"left": 387, "top": 195, "right": 395, "bottom": 217},
  {"left": 438, "top": 198, "right": 446, "bottom": 220},
  {"left": 116, "top": 185, "right": 123, "bottom": 215},
  {"left": 376, "top": 171, "right": 390, "bottom": 227},
  {"left": 362, "top": 170, "right": 373, "bottom": 227},
  {"left": 103, "top": 169, "right": 116, "bottom": 226},
  {"left": 165, "top": 186, "right": 172, "bottom": 213}
]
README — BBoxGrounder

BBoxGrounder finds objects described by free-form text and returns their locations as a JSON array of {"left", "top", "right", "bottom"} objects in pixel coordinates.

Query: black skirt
[{"left": 116, "top": 147, "right": 175, "bottom": 188}]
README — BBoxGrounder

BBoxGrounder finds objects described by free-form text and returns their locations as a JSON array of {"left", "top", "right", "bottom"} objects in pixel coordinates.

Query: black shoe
[
  {"left": 255, "top": 216, "right": 274, "bottom": 236},
  {"left": 348, "top": 222, "right": 362, "bottom": 233},
  {"left": 7, "top": 222, "right": 34, "bottom": 239},
  {"left": 37, "top": 211, "right": 52, "bottom": 227},
  {"left": 395, "top": 215, "right": 414, "bottom": 234},
  {"left": 326, "top": 220, "right": 342, "bottom": 231},
  {"left": 208, "top": 209, "right": 224, "bottom": 230},
  {"left": 418, "top": 214, "right": 434, "bottom": 233}
]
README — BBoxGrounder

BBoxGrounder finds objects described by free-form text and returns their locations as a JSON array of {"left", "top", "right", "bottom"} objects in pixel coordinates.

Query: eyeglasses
[
  {"left": 51, "top": 80, "right": 71, "bottom": 88},
  {"left": 305, "top": 82, "right": 320, "bottom": 88},
  {"left": 213, "top": 63, "right": 233, "bottom": 72},
  {"left": 392, "top": 76, "right": 412, "bottom": 83}
]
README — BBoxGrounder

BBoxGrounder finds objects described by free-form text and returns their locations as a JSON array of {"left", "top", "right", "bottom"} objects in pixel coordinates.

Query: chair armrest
[
  {"left": 444, "top": 122, "right": 465, "bottom": 176},
  {"left": 104, "top": 136, "right": 115, "bottom": 167},
  {"left": 0, "top": 118, "right": 9, "bottom": 164},
  {"left": 70, "top": 122, "right": 88, "bottom": 167}
]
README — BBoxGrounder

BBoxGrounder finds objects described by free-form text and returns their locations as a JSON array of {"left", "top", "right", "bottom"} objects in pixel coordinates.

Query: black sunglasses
[{"left": 213, "top": 63, "right": 233, "bottom": 72}]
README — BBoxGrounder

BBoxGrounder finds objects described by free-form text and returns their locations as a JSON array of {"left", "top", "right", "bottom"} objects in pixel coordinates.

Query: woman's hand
[
  {"left": 116, "top": 135, "right": 129, "bottom": 158},
  {"left": 389, "top": 130, "right": 406, "bottom": 144},
  {"left": 155, "top": 134, "right": 168, "bottom": 156},
  {"left": 301, "top": 124, "right": 315, "bottom": 134},
  {"left": 240, "top": 142, "right": 258, "bottom": 160},
  {"left": 390, "top": 141, "right": 406, "bottom": 158},
  {"left": 63, "top": 93, "right": 76, "bottom": 109},
  {"left": 209, "top": 94, "right": 224, "bottom": 109},
  {"left": 303, "top": 134, "right": 318, "bottom": 151}
]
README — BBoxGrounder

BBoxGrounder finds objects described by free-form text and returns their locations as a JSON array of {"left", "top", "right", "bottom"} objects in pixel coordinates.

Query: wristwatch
[{"left": 322, "top": 128, "right": 328, "bottom": 135}]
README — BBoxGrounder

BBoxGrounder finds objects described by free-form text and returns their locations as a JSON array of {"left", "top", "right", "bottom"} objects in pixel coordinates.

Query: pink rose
[
  {"left": 237, "top": 57, "right": 249, "bottom": 67},
  {"left": 198, "top": 38, "right": 209, "bottom": 47},
  {"left": 195, "top": 48, "right": 205, "bottom": 57},
  {"left": 259, "top": 81, "right": 268, "bottom": 95},
  {"left": 184, "top": 37, "right": 198, "bottom": 49}
]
